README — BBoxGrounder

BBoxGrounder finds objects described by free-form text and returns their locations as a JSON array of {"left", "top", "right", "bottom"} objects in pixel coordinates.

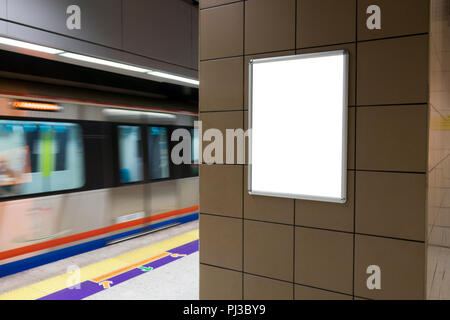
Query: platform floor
[{"left": 0, "top": 221, "right": 199, "bottom": 300}]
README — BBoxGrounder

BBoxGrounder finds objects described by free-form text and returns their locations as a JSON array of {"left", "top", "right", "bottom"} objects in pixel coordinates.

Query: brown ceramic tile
[
  {"left": 298, "top": 43, "right": 356, "bottom": 106},
  {"left": 244, "top": 274, "right": 293, "bottom": 300},
  {"left": 356, "top": 105, "right": 428, "bottom": 172},
  {"left": 357, "top": 35, "right": 429, "bottom": 106},
  {"left": 200, "top": 0, "right": 241, "bottom": 10},
  {"left": 200, "top": 264, "right": 243, "bottom": 300},
  {"left": 244, "top": 0, "right": 295, "bottom": 54},
  {"left": 244, "top": 220, "right": 294, "bottom": 282},
  {"left": 200, "top": 111, "right": 244, "bottom": 164},
  {"left": 200, "top": 214, "right": 243, "bottom": 270},
  {"left": 200, "top": 57, "right": 244, "bottom": 112},
  {"left": 243, "top": 166, "right": 294, "bottom": 225},
  {"left": 356, "top": 171, "right": 426, "bottom": 241},
  {"left": 297, "top": 0, "right": 356, "bottom": 48},
  {"left": 354, "top": 234, "right": 425, "bottom": 300},
  {"left": 200, "top": 2, "right": 243, "bottom": 60},
  {"left": 347, "top": 107, "right": 356, "bottom": 169},
  {"left": 295, "top": 285, "right": 353, "bottom": 300},
  {"left": 244, "top": 50, "right": 295, "bottom": 110},
  {"left": 295, "top": 171, "right": 354, "bottom": 233},
  {"left": 357, "top": 0, "right": 430, "bottom": 41},
  {"left": 200, "top": 164, "right": 243, "bottom": 218},
  {"left": 244, "top": 111, "right": 249, "bottom": 164},
  {"left": 295, "top": 227, "right": 353, "bottom": 295}
]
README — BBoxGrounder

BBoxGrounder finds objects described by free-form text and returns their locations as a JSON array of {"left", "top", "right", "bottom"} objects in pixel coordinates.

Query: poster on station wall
[{"left": 248, "top": 50, "right": 349, "bottom": 203}]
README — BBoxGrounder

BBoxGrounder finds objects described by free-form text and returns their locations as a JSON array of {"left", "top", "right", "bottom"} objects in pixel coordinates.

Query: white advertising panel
[{"left": 248, "top": 50, "right": 349, "bottom": 203}]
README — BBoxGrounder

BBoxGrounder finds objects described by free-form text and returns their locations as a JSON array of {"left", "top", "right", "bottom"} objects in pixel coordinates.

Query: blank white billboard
[{"left": 248, "top": 50, "right": 349, "bottom": 203}]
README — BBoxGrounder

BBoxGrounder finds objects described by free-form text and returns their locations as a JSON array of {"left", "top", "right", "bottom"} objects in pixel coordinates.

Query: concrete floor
[{"left": 0, "top": 221, "right": 199, "bottom": 299}]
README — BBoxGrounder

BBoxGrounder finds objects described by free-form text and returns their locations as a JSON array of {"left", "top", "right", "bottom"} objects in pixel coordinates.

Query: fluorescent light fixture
[
  {"left": 248, "top": 50, "right": 349, "bottom": 203},
  {"left": 0, "top": 36, "right": 199, "bottom": 87},
  {"left": 59, "top": 52, "right": 150, "bottom": 73},
  {"left": 103, "top": 108, "right": 176, "bottom": 119},
  {"left": 0, "top": 36, "right": 63, "bottom": 54},
  {"left": 148, "top": 71, "right": 199, "bottom": 86}
]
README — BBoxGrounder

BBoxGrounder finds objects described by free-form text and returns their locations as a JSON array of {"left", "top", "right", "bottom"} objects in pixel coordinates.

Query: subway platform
[{"left": 0, "top": 221, "right": 199, "bottom": 300}]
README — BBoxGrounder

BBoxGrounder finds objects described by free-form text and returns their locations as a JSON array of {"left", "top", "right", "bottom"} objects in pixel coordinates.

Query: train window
[
  {"left": 118, "top": 125, "right": 143, "bottom": 183},
  {"left": 0, "top": 120, "right": 84, "bottom": 198},
  {"left": 148, "top": 126, "right": 170, "bottom": 180}
]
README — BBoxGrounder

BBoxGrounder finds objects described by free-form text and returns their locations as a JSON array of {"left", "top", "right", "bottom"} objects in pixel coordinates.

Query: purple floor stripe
[{"left": 38, "top": 239, "right": 199, "bottom": 300}]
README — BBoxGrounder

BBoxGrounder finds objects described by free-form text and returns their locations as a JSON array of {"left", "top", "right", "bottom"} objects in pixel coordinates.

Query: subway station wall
[
  {"left": 199, "top": 0, "right": 431, "bottom": 300},
  {"left": 0, "top": 0, "right": 198, "bottom": 78},
  {"left": 427, "top": 0, "right": 450, "bottom": 300}
]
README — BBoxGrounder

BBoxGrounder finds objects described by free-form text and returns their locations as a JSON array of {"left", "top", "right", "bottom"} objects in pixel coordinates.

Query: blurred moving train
[{"left": 0, "top": 94, "right": 199, "bottom": 277}]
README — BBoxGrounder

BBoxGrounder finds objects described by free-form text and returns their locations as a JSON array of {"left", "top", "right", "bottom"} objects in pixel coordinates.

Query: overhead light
[
  {"left": 59, "top": 52, "right": 150, "bottom": 73},
  {"left": 143, "top": 111, "right": 176, "bottom": 119},
  {"left": 103, "top": 108, "right": 176, "bottom": 119},
  {"left": 12, "top": 101, "right": 63, "bottom": 112},
  {"left": 148, "top": 71, "right": 199, "bottom": 86},
  {"left": 0, "top": 36, "right": 64, "bottom": 54},
  {"left": 0, "top": 36, "right": 199, "bottom": 87}
]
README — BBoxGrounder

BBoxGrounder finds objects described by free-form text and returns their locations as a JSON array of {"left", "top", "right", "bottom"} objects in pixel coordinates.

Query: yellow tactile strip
[{"left": 0, "top": 230, "right": 199, "bottom": 300}]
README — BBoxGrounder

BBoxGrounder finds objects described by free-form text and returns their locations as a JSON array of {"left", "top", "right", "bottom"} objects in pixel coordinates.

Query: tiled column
[
  {"left": 199, "top": 0, "right": 246, "bottom": 300},
  {"left": 199, "top": 0, "right": 430, "bottom": 300}
]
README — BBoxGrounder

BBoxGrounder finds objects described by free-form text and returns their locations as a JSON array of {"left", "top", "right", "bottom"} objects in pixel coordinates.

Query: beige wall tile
[
  {"left": 200, "top": 2, "right": 243, "bottom": 60},
  {"left": 356, "top": 105, "right": 428, "bottom": 172},
  {"left": 295, "top": 171, "right": 354, "bottom": 233},
  {"left": 200, "top": 264, "right": 243, "bottom": 299},
  {"left": 244, "top": 111, "right": 248, "bottom": 164},
  {"left": 244, "top": 220, "right": 294, "bottom": 281},
  {"left": 295, "top": 227, "right": 353, "bottom": 295},
  {"left": 245, "top": 0, "right": 295, "bottom": 54},
  {"left": 295, "top": 285, "right": 353, "bottom": 300},
  {"left": 200, "top": 164, "right": 243, "bottom": 218},
  {"left": 348, "top": 107, "right": 356, "bottom": 169},
  {"left": 357, "top": 0, "right": 429, "bottom": 41},
  {"left": 200, "top": 214, "right": 243, "bottom": 270},
  {"left": 356, "top": 171, "right": 426, "bottom": 241},
  {"left": 244, "top": 274, "right": 293, "bottom": 300},
  {"left": 357, "top": 35, "right": 429, "bottom": 105},
  {"left": 354, "top": 234, "right": 425, "bottom": 300},
  {"left": 297, "top": 0, "right": 356, "bottom": 48},
  {"left": 200, "top": 57, "right": 244, "bottom": 111}
]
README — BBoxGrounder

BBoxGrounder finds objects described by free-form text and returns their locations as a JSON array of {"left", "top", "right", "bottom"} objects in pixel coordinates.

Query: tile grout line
[
  {"left": 199, "top": 0, "right": 243, "bottom": 11},
  {"left": 293, "top": 0, "right": 298, "bottom": 301},
  {"left": 353, "top": 0, "right": 359, "bottom": 299},
  {"left": 199, "top": 32, "right": 429, "bottom": 63},
  {"left": 200, "top": 262, "right": 354, "bottom": 298},
  {"left": 200, "top": 212, "right": 426, "bottom": 243}
]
